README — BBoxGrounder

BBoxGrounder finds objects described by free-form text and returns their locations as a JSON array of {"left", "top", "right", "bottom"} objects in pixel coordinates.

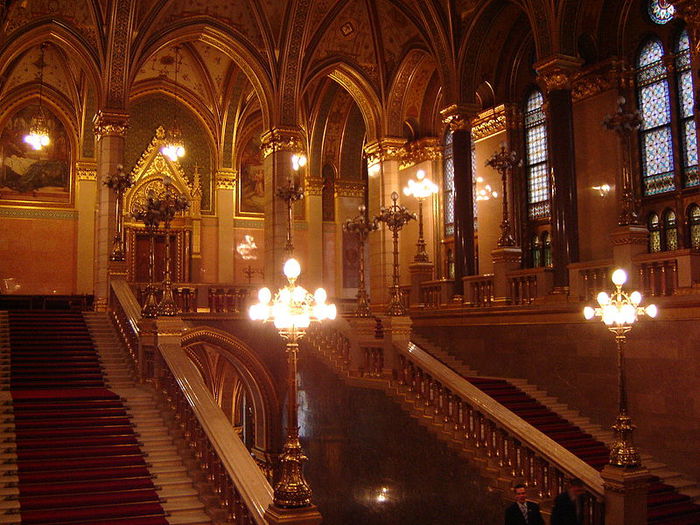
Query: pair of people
[{"left": 505, "top": 479, "right": 586, "bottom": 525}]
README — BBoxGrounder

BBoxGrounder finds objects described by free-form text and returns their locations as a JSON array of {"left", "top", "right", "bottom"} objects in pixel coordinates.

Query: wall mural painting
[
  {"left": 238, "top": 133, "right": 264, "bottom": 215},
  {"left": 0, "top": 105, "right": 70, "bottom": 204},
  {"left": 343, "top": 229, "right": 360, "bottom": 289}
]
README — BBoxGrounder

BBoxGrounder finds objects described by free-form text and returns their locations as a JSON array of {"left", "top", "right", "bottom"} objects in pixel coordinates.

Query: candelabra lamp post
[
  {"left": 485, "top": 145, "right": 521, "bottom": 247},
  {"left": 403, "top": 169, "right": 438, "bottom": 263},
  {"left": 374, "top": 191, "right": 416, "bottom": 316},
  {"left": 603, "top": 97, "right": 642, "bottom": 226},
  {"left": 132, "top": 193, "right": 161, "bottom": 318},
  {"left": 154, "top": 176, "right": 190, "bottom": 316},
  {"left": 583, "top": 268, "right": 657, "bottom": 467},
  {"left": 249, "top": 258, "right": 336, "bottom": 508},
  {"left": 343, "top": 204, "right": 378, "bottom": 317},
  {"left": 276, "top": 154, "right": 306, "bottom": 255},
  {"left": 104, "top": 165, "right": 133, "bottom": 261}
]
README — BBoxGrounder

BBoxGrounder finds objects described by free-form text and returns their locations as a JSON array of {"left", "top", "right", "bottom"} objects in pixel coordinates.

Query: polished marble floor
[{"left": 297, "top": 354, "right": 505, "bottom": 524}]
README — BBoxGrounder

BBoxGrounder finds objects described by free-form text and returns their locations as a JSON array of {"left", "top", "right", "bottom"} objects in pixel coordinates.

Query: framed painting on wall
[
  {"left": 0, "top": 104, "right": 71, "bottom": 205},
  {"left": 237, "top": 133, "right": 264, "bottom": 216}
]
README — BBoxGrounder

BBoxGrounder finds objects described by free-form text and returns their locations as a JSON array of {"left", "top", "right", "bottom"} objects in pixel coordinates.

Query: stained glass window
[
  {"left": 637, "top": 40, "right": 675, "bottom": 195},
  {"left": 443, "top": 130, "right": 455, "bottom": 237},
  {"left": 648, "top": 0, "right": 675, "bottom": 25},
  {"left": 524, "top": 90, "right": 551, "bottom": 219},
  {"left": 542, "top": 231, "right": 552, "bottom": 267},
  {"left": 531, "top": 235, "right": 542, "bottom": 268},
  {"left": 648, "top": 213, "right": 661, "bottom": 252},
  {"left": 663, "top": 209, "right": 678, "bottom": 250},
  {"left": 676, "top": 31, "right": 699, "bottom": 187}
]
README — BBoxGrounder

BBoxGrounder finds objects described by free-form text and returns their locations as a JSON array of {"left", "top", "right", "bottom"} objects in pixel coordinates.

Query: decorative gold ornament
[
  {"left": 403, "top": 169, "right": 438, "bottom": 263},
  {"left": 439, "top": 104, "right": 480, "bottom": 132},
  {"left": 400, "top": 137, "right": 443, "bottom": 170},
  {"left": 364, "top": 138, "right": 405, "bottom": 173},
  {"left": 24, "top": 43, "right": 50, "bottom": 151},
  {"left": 304, "top": 177, "right": 323, "bottom": 196},
  {"left": 343, "top": 204, "right": 378, "bottom": 317},
  {"left": 485, "top": 145, "right": 521, "bottom": 248},
  {"left": 470, "top": 105, "right": 507, "bottom": 141},
  {"left": 104, "top": 164, "right": 134, "bottom": 261},
  {"left": 276, "top": 155, "right": 306, "bottom": 254},
  {"left": 76, "top": 162, "right": 97, "bottom": 181},
  {"left": 583, "top": 269, "right": 657, "bottom": 468},
  {"left": 534, "top": 55, "right": 584, "bottom": 93},
  {"left": 260, "top": 127, "right": 305, "bottom": 158},
  {"left": 334, "top": 180, "right": 366, "bottom": 198},
  {"left": 93, "top": 110, "right": 129, "bottom": 139},
  {"left": 215, "top": 169, "right": 237, "bottom": 190}
]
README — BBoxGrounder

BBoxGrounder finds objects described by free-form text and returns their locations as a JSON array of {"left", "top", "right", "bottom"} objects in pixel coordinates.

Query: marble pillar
[{"left": 216, "top": 171, "right": 236, "bottom": 284}]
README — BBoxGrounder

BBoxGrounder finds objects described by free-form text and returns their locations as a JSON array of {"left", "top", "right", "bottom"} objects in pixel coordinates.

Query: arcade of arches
[{"left": 0, "top": 0, "right": 700, "bottom": 523}]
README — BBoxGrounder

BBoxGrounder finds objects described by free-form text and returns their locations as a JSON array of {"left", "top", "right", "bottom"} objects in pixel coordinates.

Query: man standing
[
  {"left": 551, "top": 478, "right": 586, "bottom": 525},
  {"left": 505, "top": 483, "right": 544, "bottom": 525}
]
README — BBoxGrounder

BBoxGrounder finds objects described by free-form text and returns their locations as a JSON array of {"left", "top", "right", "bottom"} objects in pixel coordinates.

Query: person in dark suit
[
  {"left": 505, "top": 483, "right": 544, "bottom": 525},
  {"left": 551, "top": 478, "right": 586, "bottom": 525}
]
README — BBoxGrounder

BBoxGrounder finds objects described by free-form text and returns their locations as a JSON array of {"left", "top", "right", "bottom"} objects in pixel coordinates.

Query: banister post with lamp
[
  {"left": 583, "top": 268, "right": 653, "bottom": 525},
  {"left": 250, "top": 257, "right": 331, "bottom": 524}
]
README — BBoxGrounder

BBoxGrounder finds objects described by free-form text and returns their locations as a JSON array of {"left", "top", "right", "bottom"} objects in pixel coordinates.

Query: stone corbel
[
  {"left": 93, "top": 110, "right": 129, "bottom": 140},
  {"left": 400, "top": 137, "right": 442, "bottom": 170},
  {"left": 439, "top": 103, "right": 480, "bottom": 132},
  {"left": 364, "top": 137, "right": 406, "bottom": 171},
  {"left": 215, "top": 168, "right": 237, "bottom": 191},
  {"left": 260, "top": 127, "right": 305, "bottom": 159},
  {"left": 534, "top": 55, "right": 584, "bottom": 93}
]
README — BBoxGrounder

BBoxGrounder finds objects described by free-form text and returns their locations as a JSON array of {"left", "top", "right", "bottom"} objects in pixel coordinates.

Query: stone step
[{"left": 166, "top": 509, "right": 212, "bottom": 525}]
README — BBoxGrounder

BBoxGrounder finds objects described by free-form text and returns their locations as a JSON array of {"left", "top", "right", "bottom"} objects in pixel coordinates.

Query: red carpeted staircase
[
  {"left": 5, "top": 310, "right": 169, "bottom": 525},
  {"left": 466, "top": 376, "right": 700, "bottom": 525}
]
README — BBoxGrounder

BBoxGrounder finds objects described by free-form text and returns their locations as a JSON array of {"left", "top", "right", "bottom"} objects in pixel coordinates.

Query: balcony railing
[
  {"left": 463, "top": 274, "right": 494, "bottom": 307},
  {"left": 568, "top": 260, "right": 613, "bottom": 301},
  {"left": 507, "top": 267, "right": 553, "bottom": 305},
  {"left": 630, "top": 250, "right": 700, "bottom": 297},
  {"left": 419, "top": 279, "right": 454, "bottom": 309},
  {"left": 109, "top": 279, "right": 273, "bottom": 524}
]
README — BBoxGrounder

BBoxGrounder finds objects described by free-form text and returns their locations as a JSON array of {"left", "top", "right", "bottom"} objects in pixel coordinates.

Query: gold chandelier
[
  {"left": 162, "top": 46, "right": 185, "bottom": 162},
  {"left": 24, "top": 43, "right": 50, "bottom": 151}
]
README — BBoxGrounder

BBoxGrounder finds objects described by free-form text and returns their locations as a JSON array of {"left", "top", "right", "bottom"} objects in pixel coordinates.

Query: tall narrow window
[
  {"left": 637, "top": 39, "right": 675, "bottom": 195},
  {"left": 676, "top": 30, "right": 698, "bottom": 187},
  {"left": 443, "top": 130, "right": 455, "bottom": 237},
  {"left": 663, "top": 209, "right": 678, "bottom": 250},
  {"left": 524, "top": 90, "right": 550, "bottom": 219},
  {"left": 648, "top": 213, "right": 661, "bottom": 252},
  {"left": 688, "top": 205, "right": 700, "bottom": 249}
]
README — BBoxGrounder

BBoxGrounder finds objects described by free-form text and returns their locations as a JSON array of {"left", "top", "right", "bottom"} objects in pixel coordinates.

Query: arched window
[
  {"left": 648, "top": 213, "right": 661, "bottom": 252},
  {"left": 648, "top": 0, "right": 675, "bottom": 25},
  {"left": 676, "top": 30, "right": 698, "bottom": 187},
  {"left": 637, "top": 39, "right": 675, "bottom": 195},
  {"left": 663, "top": 209, "right": 678, "bottom": 250},
  {"left": 443, "top": 129, "right": 455, "bottom": 237},
  {"left": 524, "top": 90, "right": 550, "bottom": 219},
  {"left": 531, "top": 235, "right": 542, "bottom": 268},
  {"left": 687, "top": 205, "right": 700, "bottom": 249},
  {"left": 542, "top": 231, "right": 552, "bottom": 267}
]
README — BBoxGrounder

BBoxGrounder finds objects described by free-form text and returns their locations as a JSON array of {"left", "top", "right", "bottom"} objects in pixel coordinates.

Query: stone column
[
  {"left": 215, "top": 170, "right": 236, "bottom": 284},
  {"left": 536, "top": 56, "right": 583, "bottom": 292},
  {"left": 93, "top": 110, "right": 129, "bottom": 311},
  {"left": 365, "top": 138, "right": 406, "bottom": 308},
  {"left": 601, "top": 465, "right": 651, "bottom": 525},
  {"left": 304, "top": 176, "right": 324, "bottom": 292},
  {"left": 261, "top": 127, "right": 305, "bottom": 287},
  {"left": 440, "top": 105, "right": 479, "bottom": 298},
  {"left": 75, "top": 162, "right": 98, "bottom": 294}
]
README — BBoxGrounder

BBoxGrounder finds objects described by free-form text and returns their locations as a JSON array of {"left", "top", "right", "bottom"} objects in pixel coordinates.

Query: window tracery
[
  {"left": 648, "top": 0, "right": 675, "bottom": 25},
  {"left": 663, "top": 209, "right": 678, "bottom": 250},
  {"left": 443, "top": 129, "right": 455, "bottom": 237},
  {"left": 676, "top": 30, "right": 698, "bottom": 187},
  {"left": 648, "top": 213, "right": 661, "bottom": 252},
  {"left": 688, "top": 205, "right": 700, "bottom": 250},
  {"left": 524, "top": 90, "right": 550, "bottom": 220}
]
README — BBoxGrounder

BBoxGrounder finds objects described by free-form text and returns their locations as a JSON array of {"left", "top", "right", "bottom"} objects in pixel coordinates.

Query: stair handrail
[
  {"left": 109, "top": 279, "right": 274, "bottom": 524},
  {"left": 402, "top": 341, "right": 604, "bottom": 497}
]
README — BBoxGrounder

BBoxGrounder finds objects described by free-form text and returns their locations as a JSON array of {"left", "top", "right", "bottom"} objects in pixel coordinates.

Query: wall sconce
[{"left": 593, "top": 184, "right": 611, "bottom": 197}]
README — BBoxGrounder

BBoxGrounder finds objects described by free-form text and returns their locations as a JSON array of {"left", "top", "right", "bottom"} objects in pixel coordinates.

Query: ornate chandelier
[
  {"left": 162, "top": 46, "right": 185, "bottom": 162},
  {"left": 24, "top": 43, "right": 50, "bottom": 151}
]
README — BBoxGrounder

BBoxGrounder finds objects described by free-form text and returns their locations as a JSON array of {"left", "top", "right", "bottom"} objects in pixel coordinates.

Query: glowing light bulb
[
  {"left": 630, "top": 291, "right": 642, "bottom": 306},
  {"left": 284, "top": 258, "right": 301, "bottom": 279},
  {"left": 611, "top": 269, "right": 627, "bottom": 286},
  {"left": 583, "top": 306, "right": 595, "bottom": 320},
  {"left": 314, "top": 288, "right": 327, "bottom": 304},
  {"left": 597, "top": 291, "right": 610, "bottom": 306},
  {"left": 258, "top": 287, "right": 272, "bottom": 305},
  {"left": 645, "top": 304, "right": 658, "bottom": 318},
  {"left": 416, "top": 170, "right": 425, "bottom": 180},
  {"left": 292, "top": 286, "right": 306, "bottom": 303}
]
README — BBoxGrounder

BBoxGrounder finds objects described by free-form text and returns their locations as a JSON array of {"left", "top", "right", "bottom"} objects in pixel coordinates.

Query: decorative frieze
[
  {"left": 93, "top": 110, "right": 129, "bottom": 139},
  {"left": 439, "top": 103, "right": 480, "bottom": 131},
  {"left": 364, "top": 137, "right": 405, "bottom": 169},
  {"left": 335, "top": 180, "right": 366, "bottom": 198},
  {"left": 260, "top": 127, "right": 305, "bottom": 158},
  {"left": 305, "top": 177, "right": 323, "bottom": 196},
  {"left": 76, "top": 162, "right": 97, "bottom": 181},
  {"left": 535, "top": 55, "right": 584, "bottom": 93},
  {"left": 215, "top": 169, "right": 237, "bottom": 190},
  {"left": 471, "top": 105, "right": 507, "bottom": 141},
  {"left": 400, "top": 137, "right": 442, "bottom": 169}
]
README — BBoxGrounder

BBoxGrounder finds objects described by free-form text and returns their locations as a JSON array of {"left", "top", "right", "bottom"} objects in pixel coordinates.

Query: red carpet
[
  {"left": 466, "top": 377, "right": 700, "bottom": 524},
  {"left": 7, "top": 310, "right": 168, "bottom": 524}
]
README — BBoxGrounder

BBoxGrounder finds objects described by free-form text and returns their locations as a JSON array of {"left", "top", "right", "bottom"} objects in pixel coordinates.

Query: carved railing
[
  {"left": 506, "top": 268, "right": 553, "bottom": 305},
  {"left": 396, "top": 342, "right": 603, "bottom": 523},
  {"left": 568, "top": 260, "right": 613, "bottom": 301},
  {"left": 133, "top": 283, "right": 199, "bottom": 313},
  {"left": 463, "top": 274, "right": 495, "bottom": 307},
  {"left": 399, "top": 285, "right": 411, "bottom": 310},
  {"left": 109, "top": 280, "right": 274, "bottom": 524},
  {"left": 419, "top": 279, "right": 454, "bottom": 309},
  {"left": 208, "top": 287, "right": 252, "bottom": 313},
  {"left": 630, "top": 251, "right": 700, "bottom": 297}
]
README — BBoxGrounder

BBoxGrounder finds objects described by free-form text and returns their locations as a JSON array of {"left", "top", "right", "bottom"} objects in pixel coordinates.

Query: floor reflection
[{"left": 297, "top": 353, "right": 505, "bottom": 524}]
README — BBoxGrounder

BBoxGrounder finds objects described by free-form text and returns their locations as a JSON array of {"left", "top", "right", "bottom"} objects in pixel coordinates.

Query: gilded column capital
[
  {"left": 439, "top": 103, "right": 480, "bottom": 131},
  {"left": 400, "top": 137, "right": 443, "bottom": 169},
  {"left": 364, "top": 137, "right": 406, "bottom": 169},
  {"left": 471, "top": 105, "right": 508, "bottom": 140},
  {"left": 335, "top": 180, "right": 366, "bottom": 198},
  {"left": 260, "top": 127, "right": 305, "bottom": 158},
  {"left": 93, "top": 110, "right": 129, "bottom": 140},
  {"left": 215, "top": 168, "right": 237, "bottom": 190},
  {"left": 75, "top": 161, "right": 97, "bottom": 181},
  {"left": 305, "top": 177, "right": 323, "bottom": 196},
  {"left": 534, "top": 55, "right": 584, "bottom": 93}
]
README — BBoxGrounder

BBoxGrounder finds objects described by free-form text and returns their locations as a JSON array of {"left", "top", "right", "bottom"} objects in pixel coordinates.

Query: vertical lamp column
[
  {"left": 374, "top": 192, "right": 416, "bottom": 316},
  {"left": 583, "top": 268, "right": 657, "bottom": 467},
  {"left": 104, "top": 165, "right": 134, "bottom": 261},
  {"left": 276, "top": 154, "right": 306, "bottom": 255},
  {"left": 403, "top": 169, "right": 438, "bottom": 262},
  {"left": 132, "top": 192, "right": 161, "bottom": 318},
  {"left": 343, "top": 204, "right": 378, "bottom": 317},
  {"left": 485, "top": 144, "right": 521, "bottom": 248}
]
